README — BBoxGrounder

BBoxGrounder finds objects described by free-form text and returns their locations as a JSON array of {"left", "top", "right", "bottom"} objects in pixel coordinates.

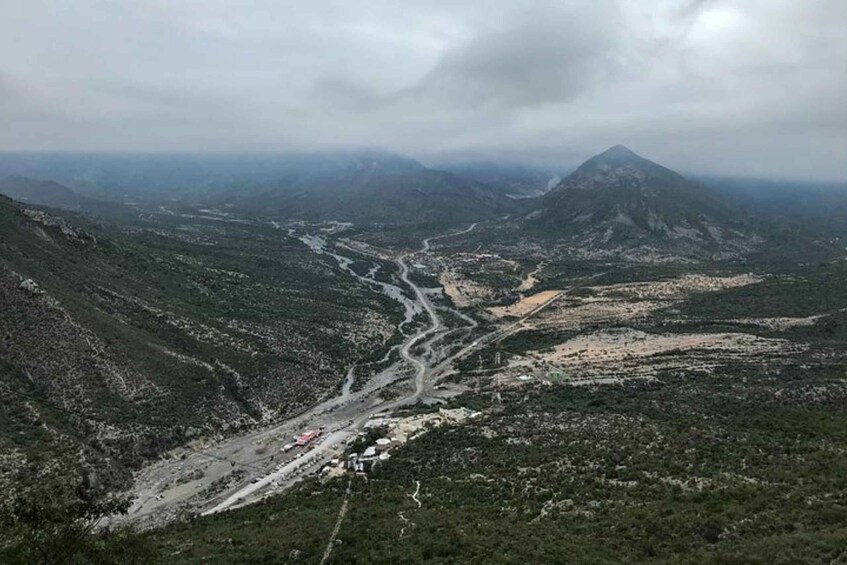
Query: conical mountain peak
[
  {"left": 600, "top": 144, "right": 639, "bottom": 160},
  {"left": 578, "top": 144, "right": 655, "bottom": 172},
  {"left": 534, "top": 145, "right": 742, "bottom": 250}
]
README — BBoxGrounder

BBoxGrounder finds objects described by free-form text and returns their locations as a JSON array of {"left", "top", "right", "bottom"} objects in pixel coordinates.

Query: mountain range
[
  {"left": 224, "top": 151, "right": 514, "bottom": 222},
  {"left": 0, "top": 151, "right": 516, "bottom": 223},
  {"left": 1, "top": 146, "right": 844, "bottom": 262}
]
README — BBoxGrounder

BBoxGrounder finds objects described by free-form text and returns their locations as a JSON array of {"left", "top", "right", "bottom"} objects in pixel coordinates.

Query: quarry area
[
  {"left": 442, "top": 268, "right": 825, "bottom": 389},
  {"left": 502, "top": 328, "right": 802, "bottom": 384}
]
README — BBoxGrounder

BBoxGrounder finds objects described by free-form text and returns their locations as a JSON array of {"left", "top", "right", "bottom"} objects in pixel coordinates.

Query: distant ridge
[
  {"left": 0, "top": 176, "right": 96, "bottom": 210},
  {"left": 0, "top": 151, "right": 516, "bottom": 224},
  {"left": 228, "top": 150, "right": 515, "bottom": 223}
]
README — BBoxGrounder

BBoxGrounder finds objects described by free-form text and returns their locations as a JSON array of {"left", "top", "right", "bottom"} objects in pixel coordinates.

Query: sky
[{"left": 1, "top": 0, "right": 846, "bottom": 181}]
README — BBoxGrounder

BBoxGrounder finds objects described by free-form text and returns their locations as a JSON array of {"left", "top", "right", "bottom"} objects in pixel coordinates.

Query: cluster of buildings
[
  {"left": 295, "top": 429, "right": 320, "bottom": 447},
  {"left": 347, "top": 437, "right": 392, "bottom": 473},
  {"left": 344, "top": 407, "right": 482, "bottom": 474},
  {"left": 454, "top": 252, "right": 503, "bottom": 264},
  {"left": 281, "top": 429, "right": 322, "bottom": 453}
]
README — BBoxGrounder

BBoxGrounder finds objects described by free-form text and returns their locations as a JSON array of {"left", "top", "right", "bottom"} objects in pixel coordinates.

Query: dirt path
[
  {"left": 320, "top": 477, "right": 352, "bottom": 565},
  {"left": 398, "top": 511, "right": 411, "bottom": 538},
  {"left": 410, "top": 480, "right": 421, "bottom": 508},
  {"left": 488, "top": 289, "right": 562, "bottom": 318},
  {"left": 398, "top": 480, "right": 422, "bottom": 538},
  {"left": 516, "top": 261, "right": 545, "bottom": 293}
]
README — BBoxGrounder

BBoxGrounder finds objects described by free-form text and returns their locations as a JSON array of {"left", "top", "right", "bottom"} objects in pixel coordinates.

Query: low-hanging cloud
[
  {"left": 0, "top": 0, "right": 845, "bottom": 181},
  {"left": 408, "top": 4, "right": 628, "bottom": 109}
]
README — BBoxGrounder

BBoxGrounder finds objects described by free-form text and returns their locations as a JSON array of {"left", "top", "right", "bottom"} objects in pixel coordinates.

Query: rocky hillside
[
  {"left": 529, "top": 146, "right": 756, "bottom": 261},
  {"left": 0, "top": 195, "right": 400, "bottom": 492}
]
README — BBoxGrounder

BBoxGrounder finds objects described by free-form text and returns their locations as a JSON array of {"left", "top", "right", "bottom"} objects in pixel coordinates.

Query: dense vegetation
[
  {"left": 0, "top": 478, "right": 151, "bottom": 565},
  {"left": 678, "top": 261, "right": 847, "bottom": 319}
]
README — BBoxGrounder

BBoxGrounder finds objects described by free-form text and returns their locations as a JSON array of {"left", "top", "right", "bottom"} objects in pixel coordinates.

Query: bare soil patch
[
  {"left": 488, "top": 290, "right": 562, "bottom": 318},
  {"left": 439, "top": 269, "right": 494, "bottom": 308},
  {"left": 505, "top": 327, "right": 803, "bottom": 383},
  {"left": 530, "top": 274, "right": 762, "bottom": 330}
]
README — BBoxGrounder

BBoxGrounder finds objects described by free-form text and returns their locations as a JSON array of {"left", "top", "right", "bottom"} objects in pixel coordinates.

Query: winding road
[
  {"left": 396, "top": 223, "right": 477, "bottom": 397},
  {"left": 200, "top": 224, "right": 479, "bottom": 515},
  {"left": 119, "top": 220, "right": 578, "bottom": 525},
  {"left": 120, "top": 223, "right": 482, "bottom": 524}
]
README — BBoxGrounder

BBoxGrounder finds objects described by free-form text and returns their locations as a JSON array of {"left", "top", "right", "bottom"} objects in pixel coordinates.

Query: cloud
[
  {"left": 406, "top": 3, "right": 627, "bottom": 109},
  {"left": 0, "top": 0, "right": 845, "bottom": 180}
]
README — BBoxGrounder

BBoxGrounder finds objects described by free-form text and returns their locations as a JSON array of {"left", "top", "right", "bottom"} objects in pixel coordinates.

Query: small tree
[{"left": 0, "top": 476, "right": 140, "bottom": 565}]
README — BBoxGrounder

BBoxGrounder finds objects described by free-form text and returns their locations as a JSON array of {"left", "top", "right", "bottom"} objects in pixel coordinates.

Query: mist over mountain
[
  {"left": 434, "top": 161, "right": 562, "bottom": 199},
  {"left": 696, "top": 175, "right": 847, "bottom": 239},
  {"left": 0, "top": 176, "right": 96, "bottom": 209},
  {"left": 538, "top": 145, "right": 736, "bottom": 220},
  {"left": 0, "top": 151, "right": 517, "bottom": 223},
  {"left": 2, "top": 147, "right": 846, "bottom": 237},
  {"left": 0, "top": 176, "right": 141, "bottom": 224},
  {"left": 222, "top": 151, "right": 515, "bottom": 223},
  {"left": 0, "top": 152, "right": 328, "bottom": 202}
]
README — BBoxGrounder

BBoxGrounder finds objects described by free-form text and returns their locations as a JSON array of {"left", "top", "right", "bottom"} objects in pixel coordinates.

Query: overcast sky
[{"left": 2, "top": 0, "right": 846, "bottom": 180}]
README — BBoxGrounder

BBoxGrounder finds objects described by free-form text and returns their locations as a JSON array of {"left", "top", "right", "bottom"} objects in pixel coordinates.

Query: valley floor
[
  {"left": 3, "top": 206, "right": 845, "bottom": 564},
  {"left": 141, "top": 229, "right": 847, "bottom": 563},
  {"left": 111, "top": 223, "right": 487, "bottom": 529}
]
